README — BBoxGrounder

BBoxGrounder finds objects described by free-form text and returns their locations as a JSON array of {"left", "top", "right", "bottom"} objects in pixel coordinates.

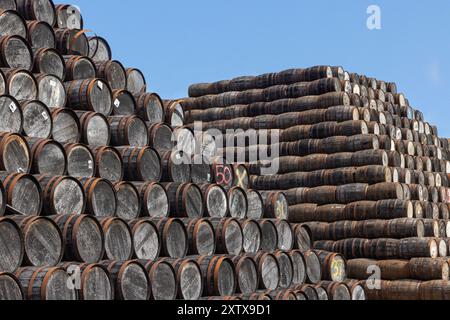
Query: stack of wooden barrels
[
  {"left": 0, "top": 0, "right": 334, "bottom": 301},
  {"left": 183, "top": 65, "right": 450, "bottom": 300}
]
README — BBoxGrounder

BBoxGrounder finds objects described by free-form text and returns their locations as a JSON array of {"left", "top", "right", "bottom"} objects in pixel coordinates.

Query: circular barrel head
[
  {"left": 303, "top": 251, "right": 322, "bottom": 284},
  {"left": 112, "top": 90, "right": 136, "bottom": 116},
  {"left": 149, "top": 261, "right": 177, "bottom": 300},
  {"left": 178, "top": 260, "right": 202, "bottom": 300},
  {"left": 205, "top": 185, "right": 228, "bottom": 218},
  {"left": 2, "top": 36, "right": 33, "bottom": 70},
  {"left": 139, "top": 93, "right": 164, "bottom": 124},
  {"left": 88, "top": 36, "right": 111, "bottom": 62},
  {"left": 276, "top": 252, "right": 294, "bottom": 289},
  {"left": 21, "top": 100, "right": 52, "bottom": 138},
  {"left": 289, "top": 251, "right": 307, "bottom": 285},
  {"left": 246, "top": 190, "right": 263, "bottom": 220},
  {"left": 11, "top": 175, "right": 41, "bottom": 215},
  {"left": 216, "top": 258, "right": 236, "bottom": 297},
  {"left": 183, "top": 184, "right": 204, "bottom": 218},
  {"left": 260, "top": 220, "right": 278, "bottom": 252},
  {"left": 137, "top": 147, "right": 161, "bottom": 181},
  {"left": 81, "top": 265, "right": 113, "bottom": 300},
  {"left": 27, "top": 21, "right": 55, "bottom": 51},
  {"left": 100, "top": 60, "right": 126, "bottom": 90},
  {"left": 132, "top": 221, "right": 160, "bottom": 261},
  {"left": 126, "top": 116, "right": 148, "bottom": 147},
  {"left": 260, "top": 254, "right": 280, "bottom": 290},
  {"left": 65, "top": 56, "right": 96, "bottom": 80},
  {"left": 2, "top": 134, "right": 31, "bottom": 173},
  {"left": 228, "top": 187, "right": 248, "bottom": 219},
  {"left": 56, "top": 4, "right": 83, "bottom": 30},
  {"left": 0, "top": 219, "right": 23, "bottom": 273},
  {"left": 143, "top": 183, "right": 169, "bottom": 218},
  {"left": 84, "top": 113, "right": 110, "bottom": 147},
  {"left": 32, "top": 141, "right": 66, "bottom": 175},
  {"left": 193, "top": 220, "right": 215, "bottom": 256},
  {"left": 119, "top": 262, "right": 150, "bottom": 301},
  {"left": 36, "top": 74, "right": 65, "bottom": 108},
  {"left": 126, "top": 68, "right": 146, "bottom": 94},
  {"left": 0, "top": 10, "right": 27, "bottom": 38},
  {"left": 164, "top": 219, "right": 188, "bottom": 258},
  {"left": 241, "top": 220, "right": 261, "bottom": 253},
  {"left": 115, "top": 182, "right": 140, "bottom": 220},
  {"left": 88, "top": 79, "right": 113, "bottom": 116},
  {"left": 224, "top": 219, "right": 243, "bottom": 255},
  {"left": 148, "top": 123, "right": 173, "bottom": 151},
  {"left": 103, "top": 218, "right": 133, "bottom": 261},
  {"left": 7, "top": 70, "right": 37, "bottom": 101},
  {"left": 73, "top": 216, "right": 104, "bottom": 264},
  {"left": 51, "top": 109, "right": 80, "bottom": 144},
  {"left": 34, "top": 48, "right": 65, "bottom": 80},
  {"left": 0, "top": 273, "right": 23, "bottom": 300},
  {"left": 0, "top": 95, "right": 22, "bottom": 133},
  {"left": 276, "top": 220, "right": 294, "bottom": 251},
  {"left": 44, "top": 268, "right": 78, "bottom": 300},
  {"left": 66, "top": 144, "right": 95, "bottom": 178},
  {"left": 52, "top": 177, "right": 85, "bottom": 216},
  {"left": 235, "top": 257, "right": 258, "bottom": 294},
  {"left": 95, "top": 147, "right": 122, "bottom": 182},
  {"left": 91, "top": 179, "right": 116, "bottom": 217}
]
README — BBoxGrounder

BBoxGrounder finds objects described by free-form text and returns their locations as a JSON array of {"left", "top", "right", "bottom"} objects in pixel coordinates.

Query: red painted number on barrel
[{"left": 215, "top": 165, "right": 232, "bottom": 185}]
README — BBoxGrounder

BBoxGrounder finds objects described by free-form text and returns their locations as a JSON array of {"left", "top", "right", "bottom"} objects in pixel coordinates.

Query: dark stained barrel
[
  {"left": 137, "top": 260, "right": 176, "bottom": 300},
  {"left": 11, "top": 216, "right": 63, "bottom": 267},
  {"left": 274, "top": 251, "right": 294, "bottom": 288},
  {"left": 260, "top": 191, "right": 289, "bottom": 220},
  {"left": 289, "top": 250, "right": 307, "bottom": 285},
  {"left": 126, "top": 68, "right": 146, "bottom": 94},
  {"left": 228, "top": 255, "right": 259, "bottom": 294},
  {"left": 0, "top": 273, "right": 24, "bottom": 300},
  {"left": 55, "top": 4, "right": 83, "bottom": 29},
  {"left": 259, "top": 219, "right": 278, "bottom": 252},
  {"left": 196, "top": 255, "right": 236, "bottom": 297},
  {"left": 99, "top": 260, "right": 150, "bottom": 301},
  {"left": 65, "top": 143, "right": 95, "bottom": 178},
  {"left": 0, "top": 218, "right": 23, "bottom": 273},
  {"left": 163, "top": 182, "right": 204, "bottom": 218},
  {"left": 128, "top": 219, "right": 160, "bottom": 261},
  {"left": 135, "top": 93, "right": 164, "bottom": 124},
  {"left": 16, "top": 0, "right": 56, "bottom": 25},
  {"left": 75, "top": 111, "right": 110, "bottom": 146},
  {"left": 180, "top": 218, "right": 216, "bottom": 256},
  {"left": 54, "top": 28, "right": 89, "bottom": 56},
  {"left": 147, "top": 122, "right": 174, "bottom": 151},
  {"left": 98, "top": 217, "right": 133, "bottom": 261},
  {"left": 197, "top": 183, "right": 228, "bottom": 218},
  {"left": 50, "top": 108, "right": 81, "bottom": 144},
  {"left": 246, "top": 189, "right": 264, "bottom": 219},
  {"left": 77, "top": 177, "right": 117, "bottom": 217},
  {"left": 0, "top": 10, "right": 27, "bottom": 38},
  {"left": 314, "top": 250, "right": 347, "bottom": 282},
  {"left": 108, "top": 115, "right": 148, "bottom": 146},
  {"left": 65, "top": 78, "right": 112, "bottom": 116},
  {"left": 149, "top": 218, "right": 188, "bottom": 258},
  {"left": 36, "top": 175, "right": 85, "bottom": 216},
  {"left": 228, "top": 186, "right": 248, "bottom": 219},
  {"left": 0, "top": 95, "right": 22, "bottom": 134},
  {"left": 159, "top": 150, "right": 192, "bottom": 183},
  {"left": 33, "top": 48, "right": 65, "bottom": 80},
  {"left": 0, "top": 36, "right": 33, "bottom": 70},
  {"left": 159, "top": 258, "right": 203, "bottom": 300},
  {"left": 26, "top": 20, "right": 55, "bottom": 52},
  {"left": 19, "top": 100, "right": 52, "bottom": 138},
  {"left": 244, "top": 252, "right": 280, "bottom": 290},
  {"left": 0, "top": 172, "right": 41, "bottom": 215},
  {"left": 16, "top": 266, "right": 77, "bottom": 300},
  {"left": 112, "top": 89, "right": 136, "bottom": 116},
  {"left": 240, "top": 219, "right": 262, "bottom": 253},
  {"left": 210, "top": 218, "right": 243, "bottom": 255},
  {"left": 3, "top": 68, "right": 38, "bottom": 101},
  {"left": 88, "top": 36, "right": 111, "bottom": 62},
  {"left": 131, "top": 182, "right": 169, "bottom": 218},
  {"left": 117, "top": 146, "right": 161, "bottom": 182},
  {"left": 64, "top": 55, "right": 96, "bottom": 81},
  {"left": 90, "top": 146, "right": 123, "bottom": 182},
  {"left": 27, "top": 138, "right": 66, "bottom": 175},
  {"left": 113, "top": 181, "right": 141, "bottom": 220},
  {"left": 52, "top": 214, "right": 104, "bottom": 263}
]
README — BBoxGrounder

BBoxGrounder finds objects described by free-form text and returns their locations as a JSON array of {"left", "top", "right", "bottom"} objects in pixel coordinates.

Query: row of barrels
[
  {"left": 0, "top": 213, "right": 311, "bottom": 273},
  {"left": 363, "top": 280, "right": 450, "bottom": 300},
  {"left": 0, "top": 249, "right": 327, "bottom": 300}
]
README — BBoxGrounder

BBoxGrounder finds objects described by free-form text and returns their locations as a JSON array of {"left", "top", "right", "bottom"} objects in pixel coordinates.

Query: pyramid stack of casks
[
  {"left": 184, "top": 64, "right": 450, "bottom": 300},
  {"left": 0, "top": 0, "right": 315, "bottom": 301}
]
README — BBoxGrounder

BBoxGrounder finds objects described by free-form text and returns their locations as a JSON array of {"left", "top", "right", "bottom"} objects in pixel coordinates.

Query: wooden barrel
[
  {"left": 0, "top": 172, "right": 41, "bottom": 215},
  {"left": 244, "top": 252, "right": 280, "bottom": 290},
  {"left": 126, "top": 68, "right": 146, "bottom": 94},
  {"left": 99, "top": 260, "right": 150, "bottom": 301},
  {"left": 11, "top": 216, "right": 63, "bottom": 267},
  {"left": 16, "top": 0, "right": 56, "bottom": 25},
  {"left": 0, "top": 36, "right": 33, "bottom": 70},
  {"left": 55, "top": 4, "right": 83, "bottom": 29},
  {"left": 117, "top": 146, "right": 161, "bottom": 182},
  {"left": 260, "top": 191, "right": 289, "bottom": 220},
  {"left": 16, "top": 266, "right": 77, "bottom": 300},
  {"left": 50, "top": 108, "right": 81, "bottom": 143},
  {"left": 259, "top": 219, "right": 278, "bottom": 252},
  {"left": 27, "top": 138, "right": 66, "bottom": 175},
  {"left": 95, "top": 60, "right": 126, "bottom": 90},
  {"left": 112, "top": 89, "right": 136, "bottom": 116},
  {"left": 163, "top": 182, "right": 204, "bottom": 218},
  {"left": 409, "top": 258, "right": 449, "bottom": 281},
  {"left": 302, "top": 250, "right": 322, "bottom": 284},
  {"left": 113, "top": 181, "right": 141, "bottom": 220},
  {"left": 149, "top": 218, "right": 188, "bottom": 258},
  {"left": 147, "top": 122, "right": 174, "bottom": 151},
  {"left": 190, "top": 155, "right": 214, "bottom": 184},
  {"left": 33, "top": 48, "right": 65, "bottom": 80},
  {"left": 60, "top": 262, "right": 113, "bottom": 301},
  {"left": 77, "top": 177, "right": 117, "bottom": 217},
  {"left": 164, "top": 100, "right": 185, "bottom": 128},
  {"left": 19, "top": 100, "right": 52, "bottom": 138},
  {"left": 64, "top": 55, "right": 96, "bottom": 81},
  {"left": 228, "top": 186, "right": 248, "bottom": 219},
  {"left": 98, "top": 217, "right": 133, "bottom": 261},
  {"left": 314, "top": 250, "right": 347, "bottom": 282},
  {"left": 159, "top": 258, "right": 203, "bottom": 300},
  {"left": 236, "top": 292, "right": 272, "bottom": 300},
  {"left": 65, "top": 78, "right": 113, "bottom": 116},
  {"left": 3, "top": 69, "right": 37, "bottom": 102},
  {"left": 180, "top": 218, "right": 216, "bottom": 256},
  {"left": 211, "top": 157, "right": 234, "bottom": 188},
  {"left": 0, "top": 272, "right": 24, "bottom": 300},
  {"left": 88, "top": 36, "right": 111, "bottom": 62},
  {"left": 128, "top": 219, "right": 160, "bottom": 261},
  {"left": 65, "top": 143, "right": 95, "bottom": 178},
  {"left": 233, "top": 164, "right": 250, "bottom": 189},
  {"left": 26, "top": 20, "right": 55, "bottom": 52},
  {"left": 196, "top": 255, "right": 236, "bottom": 297},
  {"left": 274, "top": 251, "right": 294, "bottom": 288},
  {"left": 228, "top": 255, "right": 259, "bottom": 294},
  {"left": 90, "top": 146, "right": 123, "bottom": 182},
  {"left": 108, "top": 115, "right": 148, "bottom": 147},
  {"left": 54, "top": 28, "right": 89, "bottom": 56},
  {"left": 318, "top": 281, "right": 351, "bottom": 300},
  {"left": 240, "top": 219, "right": 262, "bottom": 253},
  {"left": 197, "top": 183, "right": 228, "bottom": 218},
  {"left": 0, "top": 9, "right": 27, "bottom": 38},
  {"left": 294, "top": 284, "right": 319, "bottom": 300},
  {"left": 173, "top": 127, "right": 196, "bottom": 156},
  {"left": 135, "top": 93, "right": 164, "bottom": 124},
  {"left": 131, "top": 182, "right": 169, "bottom": 218},
  {"left": 159, "top": 150, "right": 192, "bottom": 183},
  {"left": 209, "top": 218, "right": 243, "bottom": 255},
  {"left": 419, "top": 280, "right": 450, "bottom": 300},
  {"left": 289, "top": 250, "right": 307, "bottom": 285},
  {"left": 293, "top": 224, "right": 312, "bottom": 251},
  {"left": 52, "top": 214, "right": 104, "bottom": 263},
  {"left": 246, "top": 189, "right": 264, "bottom": 219},
  {"left": 0, "top": 95, "right": 22, "bottom": 134},
  {"left": 75, "top": 111, "right": 111, "bottom": 146},
  {"left": 137, "top": 260, "right": 176, "bottom": 300},
  {"left": 0, "top": 218, "right": 24, "bottom": 273},
  {"left": 36, "top": 175, "right": 85, "bottom": 216},
  {"left": 399, "top": 238, "right": 439, "bottom": 259}
]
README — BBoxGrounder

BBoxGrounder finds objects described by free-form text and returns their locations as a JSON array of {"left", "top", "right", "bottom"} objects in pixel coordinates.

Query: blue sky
[{"left": 69, "top": 0, "right": 450, "bottom": 136}]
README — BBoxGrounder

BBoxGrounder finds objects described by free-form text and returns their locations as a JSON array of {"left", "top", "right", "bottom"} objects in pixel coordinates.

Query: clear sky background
[{"left": 67, "top": 0, "right": 450, "bottom": 136}]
